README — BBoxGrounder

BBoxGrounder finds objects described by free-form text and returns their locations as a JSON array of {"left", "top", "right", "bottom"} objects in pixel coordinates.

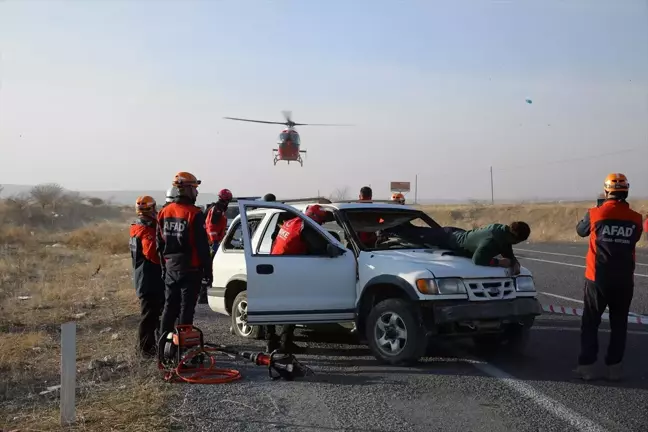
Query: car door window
[
  {"left": 257, "top": 212, "right": 280, "bottom": 254},
  {"left": 250, "top": 208, "right": 335, "bottom": 257},
  {"left": 223, "top": 217, "right": 263, "bottom": 251}
]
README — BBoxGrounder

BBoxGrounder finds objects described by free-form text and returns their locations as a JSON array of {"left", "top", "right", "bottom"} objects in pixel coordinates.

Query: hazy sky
[{"left": 1, "top": 0, "right": 647, "bottom": 201}]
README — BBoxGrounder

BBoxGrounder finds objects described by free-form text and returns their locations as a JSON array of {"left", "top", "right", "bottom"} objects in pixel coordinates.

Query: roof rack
[
  {"left": 279, "top": 197, "right": 332, "bottom": 204},
  {"left": 231, "top": 196, "right": 262, "bottom": 201},
  {"left": 332, "top": 199, "right": 400, "bottom": 204}
]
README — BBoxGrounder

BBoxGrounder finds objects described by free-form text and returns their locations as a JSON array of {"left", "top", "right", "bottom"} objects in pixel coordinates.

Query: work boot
[
  {"left": 574, "top": 364, "right": 598, "bottom": 381},
  {"left": 606, "top": 363, "right": 623, "bottom": 381}
]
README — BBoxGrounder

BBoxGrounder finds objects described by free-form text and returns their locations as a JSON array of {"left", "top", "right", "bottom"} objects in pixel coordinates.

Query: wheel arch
[
  {"left": 356, "top": 275, "right": 419, "bottom": 335},
  {"left": 224, "top": 275, "right": 247, "bottom": 315}
]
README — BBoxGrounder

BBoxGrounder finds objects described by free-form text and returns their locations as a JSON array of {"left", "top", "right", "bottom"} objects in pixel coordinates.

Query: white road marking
[
  {"left": 464, "top": 359, "right": 608, "bottom": 432},
  {"left": 533, "top": 325, "right": 648, "bottom": 336},
  {"left": 539, "top": 291, "right": 584, "bottom": 304},
  {"left": 515, "top": 248, "right": 648, "bottom": 267},
  {"left": 520, "top": 257, "right": 648, "bottom": 278}
]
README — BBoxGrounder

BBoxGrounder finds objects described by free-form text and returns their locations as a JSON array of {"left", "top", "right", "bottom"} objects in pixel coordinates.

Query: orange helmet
[
  {"left": 391, "top": 193, "right": 405, "bottom": 204},
  {"left": 172, "top": 171, "right": 201, "bottom": 187},
  {"left": 603, "top": 173, "right": 629, "bottom": 193},
  {"left": 135, "top": 195, "right": 156, "bottom": 215}
]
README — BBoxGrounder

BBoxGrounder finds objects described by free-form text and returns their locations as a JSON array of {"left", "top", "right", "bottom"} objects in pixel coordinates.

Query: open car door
[{"left": 237, "top": 200, "right": 357, "bottom": 325}]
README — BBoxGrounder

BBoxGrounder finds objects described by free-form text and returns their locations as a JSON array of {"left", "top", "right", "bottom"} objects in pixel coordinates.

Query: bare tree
[
  {"left": 329, "top": 187, "right": 350, "bottom": 202},
  {"left": 30, "top": 183, "right": 64, "bottom": 209},
  {"left": 0, "top": 184, "right": 4, "bottom": 197}
]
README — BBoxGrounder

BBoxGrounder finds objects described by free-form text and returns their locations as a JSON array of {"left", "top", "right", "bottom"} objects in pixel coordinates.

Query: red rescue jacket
[
  {"left": 577, "top": 199, "right": 643, "bottom": 285},
  {"left": 206, "top": 205, "right": 227, "bottom": 244},
  {"left": 271, "top": 218, "right": 307, "bottom": 255}
]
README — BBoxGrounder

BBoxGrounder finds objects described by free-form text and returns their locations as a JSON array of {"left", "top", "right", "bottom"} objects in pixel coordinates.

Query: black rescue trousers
[
  {"left": 579, "top": 279, "right": 634, "bottom": 366},
  {"left": 138, "top": 291, "right": 164, "bottom": 356},
  {"left": 160, "top": 270, "right": 202, "bottom": 334}
]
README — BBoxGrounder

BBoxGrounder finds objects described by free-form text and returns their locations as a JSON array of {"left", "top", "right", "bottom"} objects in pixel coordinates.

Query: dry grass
[
  {"left": 418, "top": 199, "right": 648, "bottom": 246},
  {"left": 0, "top": 213, "right": 174, "bottom": 431}
]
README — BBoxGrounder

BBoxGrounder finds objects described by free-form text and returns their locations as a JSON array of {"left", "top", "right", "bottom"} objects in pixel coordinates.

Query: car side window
[
  {"left": 257, "top": 212, "right": 280, "bottom": 254},
  {"left": 253, "top": 209, "right": 334, "bottom": 257},
  {"left": 223, "top": 217, "right": 263, "bottom": 251}
]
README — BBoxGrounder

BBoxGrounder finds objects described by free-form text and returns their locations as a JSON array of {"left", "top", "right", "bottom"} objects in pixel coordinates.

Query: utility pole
[
  {"left": 490, "top": 166, "right": 494, "bottom": 205},
  {"left": 414, "top": 174, "right": 418, "bottom": 204}
]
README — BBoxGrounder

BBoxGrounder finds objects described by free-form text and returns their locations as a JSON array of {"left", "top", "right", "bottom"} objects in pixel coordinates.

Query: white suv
[{"left": 207, "top": 200, "right": 541, "bottom": 364}]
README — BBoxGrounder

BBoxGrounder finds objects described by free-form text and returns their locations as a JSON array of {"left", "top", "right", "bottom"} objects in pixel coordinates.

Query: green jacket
[{"left": 450, "top": 224, "right": 518, "bottom": 266}]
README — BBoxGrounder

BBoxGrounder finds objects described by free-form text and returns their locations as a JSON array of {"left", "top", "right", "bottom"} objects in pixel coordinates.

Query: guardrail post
[{"left": 60, "top": 321, "right": 76, "bottom": 426}]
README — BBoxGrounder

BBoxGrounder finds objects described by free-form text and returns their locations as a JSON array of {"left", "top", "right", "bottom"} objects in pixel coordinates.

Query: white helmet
[{"left": 165, "top": 186, "right": 179, "bottom": 203}]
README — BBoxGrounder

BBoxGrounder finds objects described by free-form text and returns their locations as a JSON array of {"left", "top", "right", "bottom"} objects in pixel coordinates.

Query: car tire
[
  {"left": 365, "top": 298, "right": 427, "bottom": 365},
  {"left": 231, "top": 291, "right": 262, "bottom": 340}
]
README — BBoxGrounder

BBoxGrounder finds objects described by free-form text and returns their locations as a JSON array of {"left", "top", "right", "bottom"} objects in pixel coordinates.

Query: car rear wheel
[
  {"left": 231, "top": 291, "right": 262, "bottom": 339},
  {"left": 365, "top": 298, "right": 427, "bottom": 365}
]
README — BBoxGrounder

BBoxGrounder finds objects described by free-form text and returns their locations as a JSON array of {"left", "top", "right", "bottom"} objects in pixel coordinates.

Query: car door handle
[{"left": 256, "top": 264, "right": 274, "bottom": 275}]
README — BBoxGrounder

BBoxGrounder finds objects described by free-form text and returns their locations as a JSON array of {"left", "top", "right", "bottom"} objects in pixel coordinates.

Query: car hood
[{"left": 366, "top": 249, "right": 532, "bottom": 278}]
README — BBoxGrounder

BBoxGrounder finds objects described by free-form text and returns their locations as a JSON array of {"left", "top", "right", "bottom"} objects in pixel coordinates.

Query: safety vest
[{"left": 271, "top": 218, "right": 307, "bottom": 255}]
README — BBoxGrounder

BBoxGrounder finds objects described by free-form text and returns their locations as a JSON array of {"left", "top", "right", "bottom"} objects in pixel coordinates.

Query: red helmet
[
  {"left": 305, "top": 204, "right": 326, "bottom": 224},
  {"left": 218, "top": 188, "right": 233, "bottom": 202}
]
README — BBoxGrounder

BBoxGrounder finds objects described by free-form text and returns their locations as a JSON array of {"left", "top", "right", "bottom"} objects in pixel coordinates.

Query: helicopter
[{"left": 223, "top": 111, "right": 352, "bottom": 166}]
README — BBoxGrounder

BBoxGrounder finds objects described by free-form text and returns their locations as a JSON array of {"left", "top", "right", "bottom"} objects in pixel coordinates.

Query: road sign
[{"left": 390, "top": 181, "right": 410, "bottom": 192}]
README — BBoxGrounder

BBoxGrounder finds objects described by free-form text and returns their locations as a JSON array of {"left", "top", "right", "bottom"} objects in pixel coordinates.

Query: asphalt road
[{"left": 173, "top": 243, "right": 648, "bottom": 432}]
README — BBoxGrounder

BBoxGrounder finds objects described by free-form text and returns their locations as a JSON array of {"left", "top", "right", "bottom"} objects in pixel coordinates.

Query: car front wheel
[
  {"left": 231, "top": 291, "right": 262, "bottom": 339},
  {"left": 365, "top": 298, "right": 427, "bottom": 365}
]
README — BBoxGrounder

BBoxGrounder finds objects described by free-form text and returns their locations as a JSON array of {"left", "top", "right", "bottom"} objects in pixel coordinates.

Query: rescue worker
[
  {"left": 129, "top": 196, "right": 165, "bottom": 357},
  {"left": 156, "top": 172, "right": 212, "bottom": 334},
  {"left": 357, "top": 186, "right": 378, "bottom": 248},
  {"left": 391, "top": 192, "right": 406, "bottom": 204},
  {"left": 575, "top": 173, "right": 643, "bottom": 381},
  {"left": 262, "top": 193, "right": 276, "bottom": 201},
  {"left": 447, "top": 222, "right": 531, "bottom": 275},
  {"left": 266, "top": 204, "right": 329, "bottom": 354},
  {"left": 205, "top": 188, "right": 234, "bottom": 255}
]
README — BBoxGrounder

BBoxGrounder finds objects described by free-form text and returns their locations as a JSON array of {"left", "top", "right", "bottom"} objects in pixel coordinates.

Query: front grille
[{"left": 466, "top": 279, "right": 515, "bottom": 301}]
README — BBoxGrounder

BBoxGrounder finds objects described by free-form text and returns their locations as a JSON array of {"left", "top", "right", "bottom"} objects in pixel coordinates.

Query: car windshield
[{"left": 341, "top": 208, "right": 447, "bottom": 251}]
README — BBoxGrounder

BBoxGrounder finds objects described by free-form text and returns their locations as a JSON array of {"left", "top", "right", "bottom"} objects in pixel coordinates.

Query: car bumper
[
  {"left": 207, "top": 287, "right": 228, "bottom": 315},
  {"left": 430, "top": 298, "right": 542, "bottom": 325}
]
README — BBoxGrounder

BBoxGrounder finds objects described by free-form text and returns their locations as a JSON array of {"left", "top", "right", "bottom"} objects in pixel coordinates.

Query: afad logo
[{"left": 601, "top": 225, "right": 634, "bottom": 237}]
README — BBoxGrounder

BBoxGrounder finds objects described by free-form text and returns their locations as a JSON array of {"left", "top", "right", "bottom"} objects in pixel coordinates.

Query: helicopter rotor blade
[
  {"left": 282, "top": 110, "right": 293, "bottom": 124},
  {"left": 292, "top": 123, "right": 355, "bottom": 126},
  {"left": 223, "top": 116, "right": 287, "bottom": 125}
]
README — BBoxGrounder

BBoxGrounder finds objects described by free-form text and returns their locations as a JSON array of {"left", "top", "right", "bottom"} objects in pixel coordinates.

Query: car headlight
[
  {"left": 416, "top": 278, "right": 467, "bottom": 295},
  {"left": 515, "top": 276, "right": 535, "bottom": 292}
]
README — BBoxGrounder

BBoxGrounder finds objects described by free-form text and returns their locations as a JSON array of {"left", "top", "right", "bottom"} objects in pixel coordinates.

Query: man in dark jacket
[
  {"left": 129, "top": 196, "right": 165, "bottom": 357},
  {"left": 448, "top": 222, "right": 531, "bottom": 275},
  {"left": 574, "top": 173, "right": 643, "bottom": 381},
  {"left": 157, "top": 172, "right": 213, "bottom": 334}
]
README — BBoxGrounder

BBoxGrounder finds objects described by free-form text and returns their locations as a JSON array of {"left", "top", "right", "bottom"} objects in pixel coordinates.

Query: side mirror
[
  {"left": 230, "top": 238, "right": 243, "bottom": 249},
  {"left": 326, "top": 243, "right": 344, "bottom": 258}
]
